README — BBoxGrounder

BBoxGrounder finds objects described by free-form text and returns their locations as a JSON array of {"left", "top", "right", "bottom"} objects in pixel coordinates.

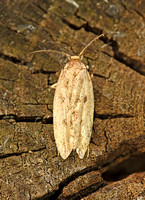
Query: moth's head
[
  {"left": 70, "top": 56, "right": 80, "bottom": 60},
  {"left": 70, "top": 55, "right": 83, "bottom": 61}
]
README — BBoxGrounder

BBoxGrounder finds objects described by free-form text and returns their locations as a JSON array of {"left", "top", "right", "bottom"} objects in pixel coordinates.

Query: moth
[{"left": 30, "top": 34, "right": 104, "bottom": 159}]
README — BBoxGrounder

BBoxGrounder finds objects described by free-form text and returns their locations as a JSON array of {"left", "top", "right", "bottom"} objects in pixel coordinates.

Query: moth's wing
[
  {"left": 69, "top": 68, "right": 88, "bottom": 149},
  {"left": 53, "top": 69, "right": 72, "bottom": 159},
  {"left": 68, "top": 67, "right": 94, "bottom": 157},
  {"left": 76, "top": 71, "right": 94, "bottom": 159},
  {"left": 53, "top": 62, "right": 94, "bottom": 160},
  {"left": 53, "top": 65, "right": 88, "bottom": 159}
]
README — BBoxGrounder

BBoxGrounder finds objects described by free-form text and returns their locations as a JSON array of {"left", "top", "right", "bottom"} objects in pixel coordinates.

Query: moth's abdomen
[{"left": 53, "top": 60, "right": 94, "bottom": 159}]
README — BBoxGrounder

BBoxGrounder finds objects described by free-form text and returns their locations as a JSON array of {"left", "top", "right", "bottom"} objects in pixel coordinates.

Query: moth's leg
[
  {"left": 50, "top": 83, "right": 57, "bottom": 89},
  {"left": 42, "top": 114, "right": 51, "bottom": 123},
  {"left": 90, "top": 73, "right": 93, "bottom": 79},
  {"left": 42, "top": 104, "right": 53, "bottom": 122}
]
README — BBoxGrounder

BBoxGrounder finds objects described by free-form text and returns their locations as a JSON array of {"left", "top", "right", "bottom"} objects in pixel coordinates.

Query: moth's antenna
[
  {"left": 79, "top": 34, "right": 104, "bottom": 57},
  {"left": 29, "top": 49, "right": 71, "bottom": 60}
]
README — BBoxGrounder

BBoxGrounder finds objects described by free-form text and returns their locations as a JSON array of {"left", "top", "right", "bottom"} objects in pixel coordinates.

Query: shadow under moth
[{"left": 31, "top": 34, "right": 104, "bottom": 159}]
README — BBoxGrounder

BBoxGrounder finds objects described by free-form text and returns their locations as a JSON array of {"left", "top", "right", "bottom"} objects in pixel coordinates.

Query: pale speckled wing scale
[
  {"left": 76, "top": 65, "right": 94, "bottom": 159},
  {"left": 53, "top": 59, "right": 94, "bottom": 159}
]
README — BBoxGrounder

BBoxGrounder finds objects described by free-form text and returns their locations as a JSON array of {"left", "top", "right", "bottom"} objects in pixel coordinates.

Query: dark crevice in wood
[
  {"left": 0, "top": 77, "right": 17, "bottom": 82},
  {"left": 0, "top": 147, "right": 46, "bottom": 159},
  {"left": 104, "top": 130, "right": 108, "bottom": 152},
  {"left": 84, "top": 22, "right": 103, "bottom": 35},
  {"left": 93, "top": 73, "right": 108, "bottom": 79},
  {"left": 58, "top": 181, "right": 106, "bottom": 200},
  {"left": 74, "top": 9, "right": 86, "bottom": 22},
  {"left": 102, "top": 153, "right": 145, "bottom": 182},
  {"left": 62, "top": 18, "right": 84, "bottom": 30},
  {"left": 134, "top": 9, "right": 145, "bottom": 19},
  {"left": 62, "top": 18, "right": 102, "bottom": 35},
  {"left": 32, "top": 69, "right": 56, "bottom": 74},
  {"left": 95, "top": 113, "right": 134, "bottom": 119},
  {"left": 0, "top": 52, "right": 27, "bottom": 65},
  {"left": 120, "top": 1, "right": 130, "bottom": 12},
  {"left": 0, "top": 114, "right": 53, "bottom": 123},
  {"left": 22, "top": 103, "right": 51, "bottom": 105}
]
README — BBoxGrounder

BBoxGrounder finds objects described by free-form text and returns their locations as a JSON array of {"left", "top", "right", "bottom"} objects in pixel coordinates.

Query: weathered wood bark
[{"left": 0, "top": 0, "right": 145, "bottom": 199}]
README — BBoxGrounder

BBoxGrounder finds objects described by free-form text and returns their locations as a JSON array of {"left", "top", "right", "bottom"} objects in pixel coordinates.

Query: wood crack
[{"left": 0, "top": 147, "right": 46, "bottom": 159}]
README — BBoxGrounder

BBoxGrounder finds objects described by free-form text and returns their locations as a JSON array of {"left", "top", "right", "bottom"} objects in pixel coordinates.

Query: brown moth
[{"left": 30, "top": 34, "right": 104, "bottom": 159}]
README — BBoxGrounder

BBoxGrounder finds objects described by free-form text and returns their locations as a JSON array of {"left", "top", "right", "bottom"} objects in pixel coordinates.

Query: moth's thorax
[{"left": 65, "top": 57, "right": 85, "bottom": 70}]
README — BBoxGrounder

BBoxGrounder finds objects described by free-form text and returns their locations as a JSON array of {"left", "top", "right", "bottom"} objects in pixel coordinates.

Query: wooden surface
[{"left": 0, "top": 0, "right": 145, "bottom": 199}]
